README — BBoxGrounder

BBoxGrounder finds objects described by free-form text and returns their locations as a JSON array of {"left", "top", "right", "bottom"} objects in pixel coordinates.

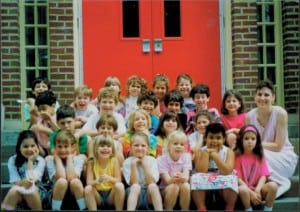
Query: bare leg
[
  {"left": 147, "top": 183, "right": 163, "bottom": 210},
  {"left": 179, "top": 182, "right": 191, "bottom": 210},
  {"left": 127, "top": 184, "right": 140, "bottom": 210},
  {"left": 262, "top": 182, "right": 278, "bottom": 208},
  {"left": 163, "top": 184, "right": 179, "bottom": 210}
]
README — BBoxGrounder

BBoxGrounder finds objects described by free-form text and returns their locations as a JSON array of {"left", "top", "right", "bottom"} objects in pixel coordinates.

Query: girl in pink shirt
[
  {"left": 220, "top": 89, "right": 246, "bottom": 149},
  {"left": 235, "top": 125, "right": 277, "bottom": 211}
]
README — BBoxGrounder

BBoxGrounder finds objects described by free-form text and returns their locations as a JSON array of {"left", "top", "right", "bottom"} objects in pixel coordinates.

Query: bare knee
[
  {"left": 55, "top": 178, "right": 68, "bottom": 190},
  {"left": 114, "top": 182, "right": 125, "bottom": 192}
]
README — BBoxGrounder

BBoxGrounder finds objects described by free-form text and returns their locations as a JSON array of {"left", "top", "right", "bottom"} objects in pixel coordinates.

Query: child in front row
[
  {"left": 192, "top": 123, "right": 237, "bottom": 211},
  {"left": 157, "top": 130, "right": 192, "bottom": 210},
  {"left": 122, "top": 132, "right": 163, "bottom": 210},
  {"left": 45, "top": 130, "right": 86, "bottom": 210},
  {"left": 1, "top": 130, "right": 49, "bottom": 210},
  {"left": 84, "top": 135, "right": 125, "bottom": 210},
  {"left": 235, "top": 125, "right": 278, "bottom": 211}
]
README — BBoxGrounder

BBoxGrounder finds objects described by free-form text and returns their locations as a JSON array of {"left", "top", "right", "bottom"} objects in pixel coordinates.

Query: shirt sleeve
[
  {"left": 114, "top": 113, "right": 126, "bottom": 135},
  {"left": 148, "top": 156, "right": 159, "bottom": 182},
  {"left": 8, "top": 155, "right": 21, "bottom": 183},
  {"left": 157, "top": 156, "right": 168, "bottom": 174},
  {"left": 234, "top": 156, "right": 242, "bottom": 178},
  {"left": 182, "top": 153, "right": 193, "bottom": 171},
  {"left": 260, "top": 158, "right": 270, "bottom": 177},
  {"left": 46, "top": 156, "right": 56, "bottom": 182},
  {"left": 73, "top": 156, "right": 84, "bottom": 177},
  {"left": 34, "top": 156, "right": 46, "bottom": 181}
]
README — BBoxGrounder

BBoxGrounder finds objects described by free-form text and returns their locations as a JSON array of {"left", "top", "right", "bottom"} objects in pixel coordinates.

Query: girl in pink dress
[
  {"left": 235, "top": 125, "right": 277, "bottom": 211},
  {"left": 246, "top": 80, "right": 298, "bottom": 198},
  {"left": 220, "top": 89, "right": 246, "bottom": 149}
]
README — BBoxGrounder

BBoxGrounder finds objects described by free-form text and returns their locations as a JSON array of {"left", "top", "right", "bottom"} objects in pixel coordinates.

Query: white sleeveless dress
[{"left": 247, "top": 106, "right": 298, "bottom": 197}]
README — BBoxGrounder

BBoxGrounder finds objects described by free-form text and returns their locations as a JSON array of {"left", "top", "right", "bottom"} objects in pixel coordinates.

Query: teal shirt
[{"left": 49, "top": 130, "right": 88, "bottom": 155}]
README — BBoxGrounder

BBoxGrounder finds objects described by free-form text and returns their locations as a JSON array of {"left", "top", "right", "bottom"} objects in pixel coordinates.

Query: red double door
[{"left": 82, "top": 0, "right": 221, "bottom": 108}]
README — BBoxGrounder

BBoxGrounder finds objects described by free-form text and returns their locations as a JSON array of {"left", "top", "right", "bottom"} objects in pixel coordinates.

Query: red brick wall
[
  {"left": 1, "top": 0, "right": 21, "bottom": 120},
  {"left": 282, "top": 1, "right": 299, "bottom": 113},
  {"left": 231, "top": 1, "right": 258, "bottom": 111},
  {"left": 49, "top": 0, "right": 75, "bottom": 105}
]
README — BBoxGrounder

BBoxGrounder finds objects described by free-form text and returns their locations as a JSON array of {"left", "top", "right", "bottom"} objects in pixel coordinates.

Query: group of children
[{"left": 2, "top": 74, "right": 280, "bottom": 211}]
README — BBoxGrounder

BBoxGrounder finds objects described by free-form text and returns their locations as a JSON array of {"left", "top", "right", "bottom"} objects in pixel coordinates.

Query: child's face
[
  {"left": 195, "top": 115, "right": 210, "bottom": 134},
  {"left": 167, "top": 101, "right": 181, "bottom": 113},
  {"left": 96, "top": 144, "right": 113, "bottom": 159},
  {"left": 107, "top": 83, "right": 120, "bottom": 94},
  {"left": 57, "top": 117, "right": 75, "bottom": 132},
  {"left": 98, "top": 123, "right": 115, "bottom": 136},
  {"left": 128, "top": 83, "right": 142, "bottom": 97},
  {"left": 99, "top": 97, "right": 116, "bottom": 114},
  {"left": 133, "top": 112, "right": 148, "bottom": 132},
  {"left": 38, "top": 104, "right": 56, "bottom": 116},
  {"left": 168, "top": 137, "right": 185, "bottom": 161},
  {"left": 163, "top": 117, "right": 178, "bottom": 135},
  {"left": 205, "top": 132, "right": 225, "bottom": 151},
  {"left": 153, "top": 82, "right": 167, "bottom": 100},
  {"left": 20, "top": 138, "right": 39, "bottom": 159},
  {"left": 55, "top": 141, "right": 72, "bottom": 159},
  {"left": 225, "top": 96, "right": 241, "bottom": 115},
  {"left": 193, "top": 93, "right": 209, "bottom": 110},
  {"left": 139, "top": 100, "right": 155, "bottom": 114},
  {"left": 32, "top": 82, "right": 48, "bottom": 97},
  {"left": 242, "top": 131, "right": 257, "bottom": 153},
  {"left": 177, "top": 78, "right": 192, "bottom": 98},
  {"left": 131, "top": 136, "right": 148, "bottom": 158},
  {"left": 75, "top": 94, "right": 91, "bottom": 111}
]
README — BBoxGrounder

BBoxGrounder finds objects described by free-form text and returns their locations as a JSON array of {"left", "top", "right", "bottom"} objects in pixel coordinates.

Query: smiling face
[
  {"left": 167, "top": 101, "right": 181, "bottom": 113},
  {"left": 98, "top": 123, "right": 115, "bottom": 136},
  {"left": 153, "top": 81, "right": 168, "bottom": 100},
  {"left": 225, "top": 95, "right": 241, "bottom": 116},
  {"left": 133, "top": 111, "right": 149, "bottom": 132},
  {"left": 99, "top": 97, "right": 116, "bottom": 114},
  {"left": 163, "top": 117, "right": 178, "bottom": 135},
  {"left": 177, "top": 78, "right": 192, "bottom": 98},
  {"left": 140, "top": 100, "right": 155, "bottom": 114},
  {"left": 205, "top": 132, "right": 225, "bottom": 151},
  {"left": 195, "top": 115, "right": 210, "bottom": 134},
  {"left": 75, "top": 94, "right": 91, "bottom": 111},
  {"left": 20, "top": 138, "right": 39, "bottom": 159},
  {"left": 57, "top": 117, "right": 75, "bottom": 133},
  {"left": 131, "top": 135, "right": 149, "bottom": 159},
  {"left": 255, "top": 87, "right": 275, "bottom": 109},
  {"left": 168, "top": 137, "right": 186, "bottom": 161},
  {"left": 55, "top": 141, "right": 72, "bottom": 159},
  {"left": 32, "top": 82, "right": 49, "bottom": 97},
  {"left": 193, "top": 93, "right": 209, "bottom": 111},
  {"left": 128, "top": 83, "right": 142, "bottom": 97},
  {"left": 96, "top": 143, "right": 113, "bottom": 159}
]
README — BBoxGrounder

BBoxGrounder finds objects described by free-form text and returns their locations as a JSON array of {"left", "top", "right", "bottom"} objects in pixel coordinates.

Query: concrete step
[{"left": 273, "top": 197, "right": 299, "bottom": 211}]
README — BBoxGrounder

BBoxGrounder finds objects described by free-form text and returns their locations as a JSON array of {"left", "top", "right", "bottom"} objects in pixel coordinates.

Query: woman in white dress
[{"left": 246, "top": 80, "right": 298, "bottom": 198}]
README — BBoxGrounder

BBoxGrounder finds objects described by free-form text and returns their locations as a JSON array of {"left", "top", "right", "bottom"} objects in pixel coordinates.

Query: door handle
[
  {"left": 142, "top": 39, "right": 150, "bottom": 53},
  {"left": 154, "top": 38, "right": 162, "bottom": 53}
]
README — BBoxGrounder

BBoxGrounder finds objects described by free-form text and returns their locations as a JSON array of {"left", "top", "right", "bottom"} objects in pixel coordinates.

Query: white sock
[
  {"left": 76, "top": 198, "right": 86, "bottom": 210},
  {"left": 264, "top": 206, "right": 272, "bottom": 211},
  {"left": 52, "top": 199, "right": 62, "bottom": 210},
  {"left": 245, "top": 206, "right": 253, "bottom": 211}
]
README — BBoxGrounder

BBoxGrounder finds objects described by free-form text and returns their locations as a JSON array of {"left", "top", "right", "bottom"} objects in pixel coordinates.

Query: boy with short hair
[
  {"left": 46, "top": 130, "right": 86, "bottom": 210},
  {"left": 71, "top": 85, "right": 98, "bottom": 129},
  {"left": 49, "top": 104, "right": 90, "bottom": 156},
  {"left": 186, "top": 84, "right": 222, "bottom": 134},
  {"left": 81, "top": 87, "right": 126, "bottom": 138},
  {"left": 137, "top": 90, "right": 159, "bottom": 134}
]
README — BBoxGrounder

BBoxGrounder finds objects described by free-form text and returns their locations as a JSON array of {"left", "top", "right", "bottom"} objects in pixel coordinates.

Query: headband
[{"left": 244, "top": 126, "right": 257, "bottom": 135}]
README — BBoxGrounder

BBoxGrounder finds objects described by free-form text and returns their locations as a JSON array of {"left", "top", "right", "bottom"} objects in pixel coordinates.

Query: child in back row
[
  {"left": 152, "top": 74, "right": 169, "bottom": 117},
  {"left": 122, "top": 131, "right": 163, "bottom": 210},
  {"left": 1, "top": 130, "right": 48, "bottom": 210},
  {"left": 46, "top": 130, "right": 86, "bottom": 210},
  {"left": 84, "top": 135, "right": 125, "bottom": 210},
  {"left": 220, "top": 89, "right": 246, "bottom": 149},
  {"left": 124, "top": 75, "right": 147, "bottom": 122},
  {"left": 235, "top": 125, "right": 277, "bottom": 211},
  {"left": 71, "top": 85, "right": 98, "bottom": 129},
  {"left": 176, "top": 74, "right": 196, "bottom": 112},
  {"left": 157, "top": 130, "right": 192, "bottom": 210}
]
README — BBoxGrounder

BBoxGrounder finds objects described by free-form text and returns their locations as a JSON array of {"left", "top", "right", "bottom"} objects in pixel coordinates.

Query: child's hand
[
  {"left": 28, "top": 148, "right": 39, "bottom": 161},
  {"left": 97, "top": 174, "right": 111, "bottom": 183},
  {"left": 40, "top": 111, "right": 52, "bottom": 121},
  {"left": 18, "top": 179, "right": 34, "bottom": 189},
  {"left": 250, "top": 190, "right": 262, "bottom": 205}
]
